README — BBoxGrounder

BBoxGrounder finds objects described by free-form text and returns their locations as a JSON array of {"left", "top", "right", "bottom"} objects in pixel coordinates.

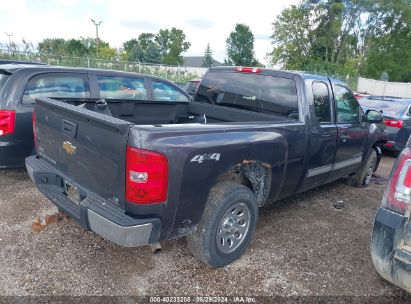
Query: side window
[
  {"left": 334, "top": 85, "right": 359, "bottom": 124},
  {"left": 97, "top": 76, "right": 147, "bottom": 100},
  {"left": 312, "top": 82, "right": 331, "bottom": 122},
  {"left": 152, "top": 81, "right": 189, "bottom": 102},
  {"left": 23, "top": 73, "right": 90, "bottom": 104}
]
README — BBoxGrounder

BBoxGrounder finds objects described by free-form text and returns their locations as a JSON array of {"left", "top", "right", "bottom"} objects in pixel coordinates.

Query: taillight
[
  {"left": 383, "top": 148, "right": 411, "bottom": 214},
  {"left": 384, "top": 119, "right": 403, "bottom": 129},
  {"left": 125, "top": 146, "right": 168, "bottom": 204},
  {"left": 0, "top": 110, "right": 16, "bottom": 136},
  {"left": 236, "top": 67, "right": 262, "bottom": 73}
]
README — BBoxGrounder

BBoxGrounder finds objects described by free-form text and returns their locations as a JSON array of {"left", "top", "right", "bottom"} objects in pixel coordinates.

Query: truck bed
[{"left": 57, "top": 97, "right": 293, "bottom": 125}]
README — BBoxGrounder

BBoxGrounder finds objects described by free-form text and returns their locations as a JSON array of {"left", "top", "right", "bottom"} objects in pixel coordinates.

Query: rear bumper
[
  {"left": 0, "top": 139, "right": 33, "bottom": 168},
  {"left": 383, "top": 141, "right": 403, "bottom": 153},
  {"left": 25, "top": 156, "right": 161, "bottom": 247},
  {"left": 383, "top": 127, "right": 411, "bottom": 153},
  {"left": 371, "top": 207, "right": 411, "bottom": 292}
]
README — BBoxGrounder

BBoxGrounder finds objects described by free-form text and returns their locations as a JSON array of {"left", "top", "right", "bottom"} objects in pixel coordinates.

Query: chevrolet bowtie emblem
[{"left": 62, "top": 141, "right": 77, "bottom": 155}]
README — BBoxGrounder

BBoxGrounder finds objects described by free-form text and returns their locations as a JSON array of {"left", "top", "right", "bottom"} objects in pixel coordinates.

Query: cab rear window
[{"left": 195, "top": 71, "right": 299, "bottom": 120}]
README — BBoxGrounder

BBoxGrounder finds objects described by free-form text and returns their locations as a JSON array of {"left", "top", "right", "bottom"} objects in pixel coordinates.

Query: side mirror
[{"left": 365, "top": 109, "right": 383, "bottom": 123}]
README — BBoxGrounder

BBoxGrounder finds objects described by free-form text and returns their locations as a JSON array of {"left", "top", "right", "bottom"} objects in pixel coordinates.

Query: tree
[
  {"left": 65, "top": 39, "right": 89, "bottom": 57},
  {"left": 360, "top": 0, "right": 411, "bottom": 81},
  {"left": 144, "top": 42, "right": 162, "bottom": 63},
  {"left": 271, "top": 0, "right": 411, "bottom": 80},
  {"left": 123, "top": 38, "right": 140, "bottom": 59},
  {"left": 271, "top": 4, "right": 312, "bottom": 69},
  {"left": 38, "top": 38, "right": 67, "bottom": 55},
  {"left": 99, "top": 46, "right": 117, "bottom": 60},
  {"left": 225, "top": 24, "right": 259, "bottom": 66},
  {"left": 270, "top": 0, "right": 369, "bottom": 76},
  {"left": 155, "top": 29, "right": 171, "bottom": 59},
  {"left": 79, "top": 37, "right": 109, "bottom": 57},
  {"left": 137, "top": 33, "right": 161, "bottom": 63},
  {"left": 202, "top": 43, "right": 214, "bottom": 67},
  {"left": 123, "top": 28, "right": 190, "bottom": 65},
  {"left": 37, "top": 37, "right": 111, "bottom": 58},
  {"left": 156, "top": 28, "right": 191, "bottom": 65},
  {"left": 123, "top": 34, "right": 161, "bottom": 64}
]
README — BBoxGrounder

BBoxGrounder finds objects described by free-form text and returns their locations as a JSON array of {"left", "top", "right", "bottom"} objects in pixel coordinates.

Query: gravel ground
[{"left": 0, "top": 155, "right": 410, "bottom": 301}]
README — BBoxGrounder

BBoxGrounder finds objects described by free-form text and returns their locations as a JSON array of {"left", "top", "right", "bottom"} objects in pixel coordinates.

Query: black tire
[
  {"left": 347, "top": 150, "right": 377, "bottom": 188},
  {"left": 187, "top": 182, "right": 258, "bottom": 268}
]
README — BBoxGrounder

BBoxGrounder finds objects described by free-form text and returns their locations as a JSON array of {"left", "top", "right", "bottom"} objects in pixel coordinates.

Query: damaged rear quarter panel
[{"left": 130, "top": 125, "right": 289, "bottom": 239}]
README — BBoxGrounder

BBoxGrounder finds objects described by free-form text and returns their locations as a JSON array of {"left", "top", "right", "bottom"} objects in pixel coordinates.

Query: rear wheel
[
  {"left": 347, "top": 150, "right": 377, "bottom": 187},
  {"left": 187, "top": 182, "right": 258, "bottom": 268}
]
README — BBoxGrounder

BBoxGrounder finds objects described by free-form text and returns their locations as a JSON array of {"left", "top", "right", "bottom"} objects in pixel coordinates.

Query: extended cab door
[
  {"left": 327, "top": 82, "right": 368, "bottom": 181},
  {"left": 302, "top": 80, "right": 338, "bottom": 191}
]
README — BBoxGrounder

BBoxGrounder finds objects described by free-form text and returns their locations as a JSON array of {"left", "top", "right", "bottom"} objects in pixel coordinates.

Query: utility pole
[
  {"left": 4, "top": 32, "right": 13, "bottom": 51},
  {"left": 90, "top": 19, "right": 103, "bottom": 58}
]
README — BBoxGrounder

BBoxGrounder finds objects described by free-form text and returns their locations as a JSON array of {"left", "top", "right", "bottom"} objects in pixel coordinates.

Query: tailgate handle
[{"left": 61, "top": 119, "right": 77, "bottom": 138}]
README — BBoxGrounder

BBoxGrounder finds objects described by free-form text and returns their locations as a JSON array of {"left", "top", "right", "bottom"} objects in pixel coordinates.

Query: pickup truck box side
[
  {"left": 26, "top": 68, "right": 386, "bottom": 267},
  {"left": 127, "top": 123, "right": 294, "bottom": 240}
]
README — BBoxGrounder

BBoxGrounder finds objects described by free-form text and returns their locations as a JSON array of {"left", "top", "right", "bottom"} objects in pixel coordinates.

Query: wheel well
[
  {"left": 372, "top": 141, "right": 385, "bottom": 172},
  {"left": 216, "top": 160, "right": 272, "bottom": 207},
  {"left": 373, "top": 140, "right": 385, "bottom": 156}
]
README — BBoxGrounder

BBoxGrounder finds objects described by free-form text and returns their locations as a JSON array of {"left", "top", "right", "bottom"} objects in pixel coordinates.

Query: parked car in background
[
  {"left": 359, "top": 96, "right": 411, "bottom": 156},
  {"left": 359, "top": 103, "right": 388, "bottom": 171},
  {"left": 184, "top": 78, "right": 201, "bottom": 96},
  {"left": 0, "top": 64, "right": 189, "bottom": 168},
  {"left": 27, "top": 67, "right": 385, "bottom": 267},
  {"left": 371, "top": 136, "right": 411, "bottom": 293},
  {"left": 353, "top": 91, "right": 370, "bottom": 100}
]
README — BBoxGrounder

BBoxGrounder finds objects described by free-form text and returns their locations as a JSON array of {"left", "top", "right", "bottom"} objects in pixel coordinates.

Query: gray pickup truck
[{"left": 26, "top": 67, "right": 386, "bottom": 267}]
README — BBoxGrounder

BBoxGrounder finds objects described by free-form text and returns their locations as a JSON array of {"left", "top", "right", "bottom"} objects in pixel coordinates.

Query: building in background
[{"left": 183, "top": 56, "right": 222, "bottom": 68}]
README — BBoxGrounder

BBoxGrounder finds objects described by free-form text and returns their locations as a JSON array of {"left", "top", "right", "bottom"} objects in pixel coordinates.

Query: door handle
[{"left": 339, "top": 134, "right": 350, "bottom": 143}]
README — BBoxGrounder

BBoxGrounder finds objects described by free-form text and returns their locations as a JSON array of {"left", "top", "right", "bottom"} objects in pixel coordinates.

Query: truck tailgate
[{"left": 34, "top": 97, "right": 132, "bottom": 204}]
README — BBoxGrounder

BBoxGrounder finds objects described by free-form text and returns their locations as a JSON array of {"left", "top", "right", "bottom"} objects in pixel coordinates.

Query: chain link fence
[
  {"left": 0, "top": 49, "right": 206, "bottom": 84},
  {"left": 1, "top": 49, "right": 362, "bottom": 90}
]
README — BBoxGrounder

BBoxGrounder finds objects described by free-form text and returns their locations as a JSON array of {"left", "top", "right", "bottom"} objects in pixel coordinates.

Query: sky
[{"left": 0, "top": 0, "right": 300, "bottom": 65}]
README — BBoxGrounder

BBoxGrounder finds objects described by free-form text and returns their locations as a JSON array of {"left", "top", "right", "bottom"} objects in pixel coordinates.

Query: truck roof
[
  {"left": 0, "top": 64, "right": 180, "bottom": 83},
  {"left": 209, "top": 66, "right": 345, "bottom": 85}
]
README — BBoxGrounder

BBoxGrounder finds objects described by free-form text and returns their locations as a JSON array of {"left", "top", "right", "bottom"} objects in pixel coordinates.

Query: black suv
[{"left": 0, "top": 64, "right": 190, "bottom": 168}]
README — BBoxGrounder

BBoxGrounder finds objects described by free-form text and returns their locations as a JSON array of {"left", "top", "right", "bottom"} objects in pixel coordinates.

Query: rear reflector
[
  {"left": 236, "top": 67, "right": 262, "bottom": 73},
  {"left": 126, "top": 146, "right": 168, "bottom": 205},
  {"left": 0, "top": 110, "right": 16, "bottom": 136},
  {"left": 384, "top": 119, "right": 403, "bottom": 129},
  {"left": 383, "top": 148, "right": 411, "bottom": 214}
]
